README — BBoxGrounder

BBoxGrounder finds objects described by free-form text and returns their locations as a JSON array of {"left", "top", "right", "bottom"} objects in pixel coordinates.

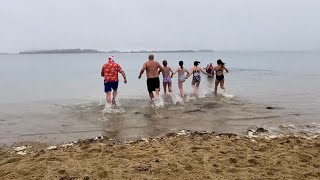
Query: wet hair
[
  {"left": 148, "top": 54, "right": 154, "bottom": 60},
  {"left": 162, "top": 60, "right": 167, "bottom": 67},
  {"left": 217, "top": 59, "right": 225, "bottom": 66},
  {"left": 194, "top": 61, "right": 200, "bottom": 66},
  {"left": 179, "top": 61, "right": 183, "bottom": 69}
]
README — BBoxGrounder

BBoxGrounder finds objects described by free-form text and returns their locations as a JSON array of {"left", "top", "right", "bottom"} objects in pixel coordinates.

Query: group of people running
[{"left": 101, "top": 54, "right": 228, "bottom": 108}]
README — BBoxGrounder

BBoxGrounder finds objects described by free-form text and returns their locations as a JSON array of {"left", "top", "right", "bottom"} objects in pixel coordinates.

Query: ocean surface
[{"left": 1, "top": 52, "right": 320, "bottom": 145}]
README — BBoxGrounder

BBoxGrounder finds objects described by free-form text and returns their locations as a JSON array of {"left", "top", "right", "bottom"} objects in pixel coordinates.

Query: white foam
[
  {"left": 172, "top": 94, "right": 184, "bottom": 104},
  {"left": 102, "top": 103, "right": 126, "bottom": 114},
  {"left": 152, "top": 97, "right": 164, "bottom": 109},
  {"left": 222, "top": 93, "right": 235, "bottom": 99}
]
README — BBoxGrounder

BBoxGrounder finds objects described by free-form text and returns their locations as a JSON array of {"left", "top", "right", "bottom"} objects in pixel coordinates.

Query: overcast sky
[{"left": 0, "top": 0, "right": 320, "bottom": 53}]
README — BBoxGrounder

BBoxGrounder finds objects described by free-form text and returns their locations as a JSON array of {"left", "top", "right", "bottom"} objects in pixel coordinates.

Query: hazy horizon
[{"left": 1, "top": 0, "right": 320, "bottom": 53}]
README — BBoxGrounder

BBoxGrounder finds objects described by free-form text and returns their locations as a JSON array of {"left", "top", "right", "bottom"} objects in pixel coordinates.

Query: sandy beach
[{"left": 1, "top": 132, "right": 319, "bottom": 180}]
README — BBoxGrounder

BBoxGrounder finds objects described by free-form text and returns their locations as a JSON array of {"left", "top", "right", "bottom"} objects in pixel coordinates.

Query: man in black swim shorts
[{"left": 138, "top": 54, "right": 163, "bottom": 101}]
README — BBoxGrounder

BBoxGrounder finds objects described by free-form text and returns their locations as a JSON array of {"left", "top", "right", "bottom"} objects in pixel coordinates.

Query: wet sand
[{"left": 1, "top": 132, "right": 319, "bottom": 180}]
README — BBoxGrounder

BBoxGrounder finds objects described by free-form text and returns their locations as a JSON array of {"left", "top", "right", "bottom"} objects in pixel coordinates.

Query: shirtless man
[
  {"left": 159, "top": 60, "right": 174, "bottom": 95},
  {"left": 138, "top": 54, "right": 163, "bottom": 101}
]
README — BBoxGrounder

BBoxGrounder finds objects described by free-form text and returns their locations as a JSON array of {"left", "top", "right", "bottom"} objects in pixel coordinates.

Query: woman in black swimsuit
[{"left": 214, "top": 59, "right": 229, "bottom": 95}]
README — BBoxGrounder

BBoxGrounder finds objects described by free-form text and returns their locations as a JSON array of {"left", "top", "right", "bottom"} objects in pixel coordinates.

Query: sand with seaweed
[{"left": 0, "top": 132, "right": 319, "bottom": 180}]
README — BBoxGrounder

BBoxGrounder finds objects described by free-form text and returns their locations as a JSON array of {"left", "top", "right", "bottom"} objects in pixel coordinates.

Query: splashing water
[
  {"left": 102, "top": 99, "right": 126, "bottom": 114},
  {"left": 152, "top": 97, "right": 165, "bottom": 109}
]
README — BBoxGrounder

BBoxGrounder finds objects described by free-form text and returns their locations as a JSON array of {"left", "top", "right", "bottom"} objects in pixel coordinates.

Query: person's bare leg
[
  {"left": 112, "top": 90, "right": 117, "bottom": 104},
  {"left": 163, "top": 82, "right": 167, "bottom": 95},
  {"left": 149, "top": 92, "right": 154, "bottom": 101},
  {"left": 168, "top": 82, "right": 172, "bottom": 93},
  {"left": 155, "top": 88, "right": 160, "bottom": 98},
  {"left": 214, "top": 80, "right": 219, "bottom": 95},
  {"left": 106, "top": 91, "right": 112, "bottom": 106},
  {"left": 178, "top": 81, "right": 183, "bottom": 97},
  {"left": 195, "top": 81, "right": 200, "bottom": 96},
  {"left": 220, "top": 79, "right": 226, "bottom": 93}
]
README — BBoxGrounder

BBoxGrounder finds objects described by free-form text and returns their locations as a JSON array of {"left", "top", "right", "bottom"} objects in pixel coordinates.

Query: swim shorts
[
  {"left": 147, "top": 77, "right": 160, "bottom": 93},
  {"left": 104, "top": 81, "right": 119, "bottom": 92}
]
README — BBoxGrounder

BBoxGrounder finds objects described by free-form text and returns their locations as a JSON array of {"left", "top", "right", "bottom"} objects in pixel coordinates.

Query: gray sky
[{"left": 0, "top": 0, "right": 320, "bottom": 53}]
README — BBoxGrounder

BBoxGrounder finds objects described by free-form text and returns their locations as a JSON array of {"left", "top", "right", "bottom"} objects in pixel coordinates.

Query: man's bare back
[
  {"left": 139, "top": 54, "right": 163, "bottom": 79},
  {"left": 145, "top": 60, "right": 162, "bottom": 78}
]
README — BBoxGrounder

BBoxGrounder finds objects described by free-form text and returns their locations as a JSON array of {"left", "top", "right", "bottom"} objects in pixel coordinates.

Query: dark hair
[
  {"left": 148, "top": 54, "right": 154, "bottom": 60},
  {"left": 179, "top": 61, "right": 183, "bottom": 69},
  {"left": 162, "top": 60, "right": 167, "bottom": 66},
  {"left": 194, "top": 61, "right": 200, "bottom": 66},
  {"left": 217, "top": 59, "right": 225, "bottom": 66}
]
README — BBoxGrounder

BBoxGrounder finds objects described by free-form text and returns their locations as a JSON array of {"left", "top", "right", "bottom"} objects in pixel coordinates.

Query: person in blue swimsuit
[{"left": 214, "top": 59, "right": 229, "bottom": 95}]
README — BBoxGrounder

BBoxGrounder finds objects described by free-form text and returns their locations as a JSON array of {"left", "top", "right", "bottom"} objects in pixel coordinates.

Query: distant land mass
[
  {"left": 19, "top": 49, "right": 105, "bottom": 54},
  {"left": 119, "top": 49, "right": 214, "bottom": 53},
  {"left": 19, "top": 49, "right": 214, "bottom": 54}
]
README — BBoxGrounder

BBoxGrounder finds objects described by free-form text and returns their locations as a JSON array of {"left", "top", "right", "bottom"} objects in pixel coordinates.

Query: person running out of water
[
  {"left": 187, "top": 61, "right": 212, "bottom": 96},
  {"left": 172, "top": 61, "right": 190, "bottom": 98},
  {"left": 101, "top": 56, "right": 127, "bottom": 108},
  {"left": 159, "top": 60, "right": 174, "bottom": 95},
  {"left": 214, "top": 59, "right": 229, "bottom": 95},
  {"left": 138, "top": 54, "right": 163, "bottom": 102}
]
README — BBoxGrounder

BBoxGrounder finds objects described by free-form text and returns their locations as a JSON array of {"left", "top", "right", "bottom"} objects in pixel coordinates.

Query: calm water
[{"left": 1, "top": 52, "right": 320, "bottom": 145}]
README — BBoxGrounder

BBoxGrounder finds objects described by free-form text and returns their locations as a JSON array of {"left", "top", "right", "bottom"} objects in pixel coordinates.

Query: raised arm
[{"left": 138, "top": 63, "right": 146, "bottom": 79}]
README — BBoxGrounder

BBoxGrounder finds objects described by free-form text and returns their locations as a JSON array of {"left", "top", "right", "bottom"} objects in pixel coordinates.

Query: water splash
[{"left": 152, "top": 97, "right": 164, "bottom": 109}]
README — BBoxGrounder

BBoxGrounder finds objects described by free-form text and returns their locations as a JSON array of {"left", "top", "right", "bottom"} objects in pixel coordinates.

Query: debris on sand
[{"left": 46, "top": 145, "right": 57, "bottom": 150}]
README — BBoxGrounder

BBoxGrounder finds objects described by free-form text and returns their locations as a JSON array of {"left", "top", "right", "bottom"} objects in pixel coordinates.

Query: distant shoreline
[{"left": 18, "top": 49, "right": 214, "bottom": 54}]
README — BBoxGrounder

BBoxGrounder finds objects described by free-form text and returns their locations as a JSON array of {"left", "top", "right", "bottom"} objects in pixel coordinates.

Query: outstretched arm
[
  {"left": 200, "top": 67, "right": 211, "bottom": 76},
  {"left": 185, "top": 68, "right": 190, "bottom": 78},
  {"left": 138, "top": 63, "right": 146, "bottom": 79},
  {"left": 158, "top": 63, "right": 164, "bottom": 74},
  {"left": 186, "top": 68, "right": 193, "bottom": 79},
  {"left": 169, "top": 67, "right": 174, "bottom": 77},
  {"left": 172, "top": 69, "right": 178, "bottom": 76}
]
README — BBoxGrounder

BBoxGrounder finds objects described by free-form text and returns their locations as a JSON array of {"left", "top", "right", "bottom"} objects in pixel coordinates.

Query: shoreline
[{"left": 1, "top": 130, "right": 319, "bottom": 179}]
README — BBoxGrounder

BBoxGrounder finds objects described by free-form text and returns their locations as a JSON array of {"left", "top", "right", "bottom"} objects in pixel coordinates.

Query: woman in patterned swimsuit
[
  {"left": 172, "top": 61, "right": 190, "bottom": 98},
  {"left": 187, "top": 61, "right": 212, "bottom": 96},
  {"left": 159, "top": 60, "right": 174, "bottom": 95}
]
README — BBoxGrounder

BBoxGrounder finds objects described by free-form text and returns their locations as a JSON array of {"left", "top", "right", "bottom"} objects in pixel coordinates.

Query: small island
[{"left": 19, "top": 49, "right": 106, "bottom": 54}]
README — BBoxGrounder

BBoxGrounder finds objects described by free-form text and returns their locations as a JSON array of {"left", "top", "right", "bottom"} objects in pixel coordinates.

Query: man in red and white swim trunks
[{"left": 101, "top": 56, "right": 127, "bottom": 108}]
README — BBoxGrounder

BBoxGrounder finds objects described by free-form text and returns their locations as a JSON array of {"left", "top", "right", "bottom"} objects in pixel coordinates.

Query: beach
[{"left": 1, "top": 132, "right": 319, "bottom": 180}]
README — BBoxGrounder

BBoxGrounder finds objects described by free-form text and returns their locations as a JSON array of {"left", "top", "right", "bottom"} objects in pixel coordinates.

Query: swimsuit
[
  {"left": 147, "top": 77, "right": 160, "bottom": 93},
  {"left": 163, "top": 77, "right": 172, "bottom": 83},
  {"left": 216, "top": 67, "right": 224, "bottom": 82},
  {"left": 178, "top": 69, "right": 185, "bottom": 82},
  {"left": 192, "top": 69, "right": 201, "bottom": 83}
]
